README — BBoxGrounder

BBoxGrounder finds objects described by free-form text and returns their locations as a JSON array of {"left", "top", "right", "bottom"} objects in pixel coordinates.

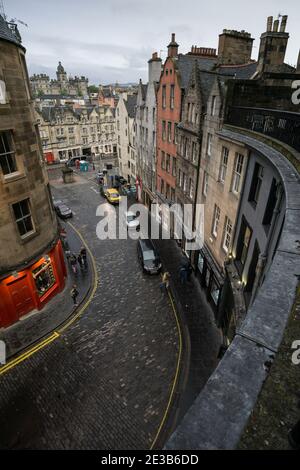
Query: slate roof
[
  {"left": 216, "top": 62, "right": 258, "bottom": 79},
  {"left": 0, "top": 15, "right": 23, "bottom": 48},
  {"left": 125, "top": 94, "right": 137, "bottom": 118},
  {"left": 177, "top": 53, "right": 218, "bottom": 89}
]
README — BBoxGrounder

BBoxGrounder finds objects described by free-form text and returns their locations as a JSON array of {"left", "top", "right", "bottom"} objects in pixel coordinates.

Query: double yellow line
[
  {"left": 0, "top": 222, "right": 98, "bottom": 377},
  {"left": 150, "top": 288, "right": 183, "bottom": 449}
]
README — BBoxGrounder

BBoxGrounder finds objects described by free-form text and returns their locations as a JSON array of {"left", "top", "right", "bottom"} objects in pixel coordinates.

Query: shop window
[
  {"left": 0, "top": 131, "right": 17, "bottom": 175},
  {"left": 211, "top": 279, "right": 220, "bottom": 305},
  {"left": 197, "top": 253, "right": 204, "bottom": 274},
  {"left": 263, "top": 178, "right": 277, "bottom": 227},
  {"left": 32, "top": 259, "right": 56, "bottom": 297},
  {"left": 249, "top": 163, "right": 264, "bottom": 206},
  {"left": 236, "top": 218, "right": 252, "bottom": 266},
  {"left": 12, "top": 199, "right": 34, "bottom": 237}
]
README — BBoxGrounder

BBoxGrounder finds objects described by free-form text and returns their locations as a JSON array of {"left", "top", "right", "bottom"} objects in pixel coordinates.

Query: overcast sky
[{"left": 6, "top": 0, "right": 300, "bottom": 85}]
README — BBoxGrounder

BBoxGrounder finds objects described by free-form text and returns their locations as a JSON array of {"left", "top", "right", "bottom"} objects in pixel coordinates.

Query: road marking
[
  {"left": 150, "top": 287, "right": 183, "bottom": 450},
  {"left": 90, "top": 186, "right": 99, "bottom": 194},
  {"left": 0, "top": 224, "right": 98, "bottom": 375},
  {"left": 0, "top": 332, "right": 59, "bottom": 376}
]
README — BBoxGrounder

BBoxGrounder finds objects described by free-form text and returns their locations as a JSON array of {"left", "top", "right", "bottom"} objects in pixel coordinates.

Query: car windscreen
[
  {"left": 59, "top": 205, "right": 69, "bottom": 211},
  {"left": 143, "top": 250, "right": 155, "bottom": 261},
  {"left": 109, "top": 193, "right": 119, "bottom": 198}
]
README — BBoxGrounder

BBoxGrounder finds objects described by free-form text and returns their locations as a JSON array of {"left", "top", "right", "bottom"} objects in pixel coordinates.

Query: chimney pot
[
  {"left": 273, "top": 19, "right": 279, "bottom": 32},
  {"left": 267, "top": 16, "right": 273, "bottom": 32},
  {"left": 280, "top": 15, "right": 288, "bottom": 32},
  {"left": 171, "top": 33, "right": 175, "bottom": 42}
]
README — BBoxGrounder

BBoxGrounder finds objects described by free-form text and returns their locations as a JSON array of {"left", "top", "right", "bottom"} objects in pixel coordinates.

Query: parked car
[
  {"left": 52, "top": 198, "right": 63, "bottom": 209},
  {"left": 124, "top": 211, "right": 140, "bottom": 230},
  {"left": 104, "top": 188, "right": 121, "bottom": 204},
  {"left": 55, "top": 203, "right": 73, "bottom": 219},
  {"left": 115, "top": 176, "right": 127, "bottom": 185},
  {"left": 137, "top": 239, "right": 162, "bottom": 274}
]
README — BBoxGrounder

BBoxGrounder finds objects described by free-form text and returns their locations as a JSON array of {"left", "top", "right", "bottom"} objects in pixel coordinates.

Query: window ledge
[{"left": 2, "top": 172, "right": 26, "bottom": 184}]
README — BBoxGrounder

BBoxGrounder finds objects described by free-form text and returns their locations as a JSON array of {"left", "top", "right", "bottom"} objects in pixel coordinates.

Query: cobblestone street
[{"left": 0, "top": 170, "right": 179, "bottom": 449}]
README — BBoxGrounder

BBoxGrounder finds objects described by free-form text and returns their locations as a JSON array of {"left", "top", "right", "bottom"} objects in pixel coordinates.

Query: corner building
[{"left": 0, "top": 17, "right": 66, "bottom": 328}]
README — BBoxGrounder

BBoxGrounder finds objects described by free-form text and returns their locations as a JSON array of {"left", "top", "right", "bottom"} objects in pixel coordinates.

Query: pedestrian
[
  {"left": 71, "top": 284, "right": 79, "bottom": 306},
  {"left": 70, "top": 253, "right": 78, "bottom": 274},
  {"left": 179, "top": 266, "right": 188, "bottom": 284},
  {"left": 80, "top": 246, "right": 88, "bottom": 268},
  {"left": 77, "top": 253, "right": 84, "bottom": 271},
  {"left": 160, "top": 271, "right": 170, "bottom": 293},
  {"left": 92, "top": 162, "right": 95, "bottom": 171},
  {"left": 65, "top": 249, "right": 71, "bottom": 262}
]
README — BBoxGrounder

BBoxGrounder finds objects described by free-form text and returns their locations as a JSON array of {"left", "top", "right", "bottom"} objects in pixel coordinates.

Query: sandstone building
[
  {"left": 30, "top": 62, "right": 89, "bottom": 97},
  {"left": 0, "top": 17, "right": 66, "bottom": 328}
]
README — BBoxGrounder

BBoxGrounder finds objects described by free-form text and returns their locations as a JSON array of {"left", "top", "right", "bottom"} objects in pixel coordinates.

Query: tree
[{"left": 88, "top": 85, "right": 99, "bottom": 94}]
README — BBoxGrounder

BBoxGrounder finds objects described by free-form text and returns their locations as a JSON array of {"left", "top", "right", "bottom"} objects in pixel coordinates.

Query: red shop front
[{"left": 0, "top": 240, "right": 67, "bottom": 328}]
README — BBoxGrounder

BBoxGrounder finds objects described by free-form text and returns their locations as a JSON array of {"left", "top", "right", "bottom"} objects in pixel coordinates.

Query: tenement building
[
  {"left": 116, "top": 93, "right": 137, "bottom": 183},
  {"left": 156, "top": 35, "right": 218, "bottom": 209},
  {"left": 0, "top": 16, "right": 66, "bottom": 328},
  {"left": 135, "top": 52, "right": 162, "bottom": 205},
  {"left": 36, "top": 105, "right": 117, "bottom": 164}
]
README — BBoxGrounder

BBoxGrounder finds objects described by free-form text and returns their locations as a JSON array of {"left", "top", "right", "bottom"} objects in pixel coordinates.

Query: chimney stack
[
  {"left": 257, "top": 14, "right": 289, "bottom": 73},
  {"left": 148, "top": 51, "right": 162, "bottom": 83},
  {"left": 217, "top": 29, "right": 254, "bottom": 65},
  {"left": 167, "top": 33, "right": 179, "bottom": 58}
]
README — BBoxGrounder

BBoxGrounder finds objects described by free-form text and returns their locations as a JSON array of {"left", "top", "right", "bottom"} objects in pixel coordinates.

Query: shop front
[
  {"left": 0, "top": 240, "right": 66, "bottom": 328},
  {"left": 195, "top": 246, "right": 223, "bottom": 319}
]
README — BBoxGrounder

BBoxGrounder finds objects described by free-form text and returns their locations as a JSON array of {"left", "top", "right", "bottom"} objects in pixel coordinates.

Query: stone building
[
  {"left": 0, "top": 16, "right": 66, "bottom": 328},
  {"left": 156, "top": 34, "right": 218, "bottom": 209},
  {"left": 116, "top": 93, "right": 137, "bottom": 183},
  {"left": 30, "top": 62, "right": 89, "bottom": 97},
  {"left": 135, "top": 52, "right": 162, "bottom": 205},
  {"left": 36, "top": 105, "right": 117, "bottom": 165}
]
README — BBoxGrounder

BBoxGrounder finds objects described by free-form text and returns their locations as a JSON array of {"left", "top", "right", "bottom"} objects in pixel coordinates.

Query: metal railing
[{"left": 226, "top": 106, "right": 300, "bottom": 152}]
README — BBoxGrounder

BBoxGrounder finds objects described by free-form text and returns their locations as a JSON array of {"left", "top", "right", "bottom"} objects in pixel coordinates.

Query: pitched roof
[
  {"left": 216, "top": 62, "right": 258, "bottom": 79},
  {"left": 0, "top": 15, "right": 23, "bottom": 48},
  {"left": 125, "top": 94, "right": 137, "bottom": 118},
  {"left": 177, "top": 53, "right": 218, "bottom": 89}
]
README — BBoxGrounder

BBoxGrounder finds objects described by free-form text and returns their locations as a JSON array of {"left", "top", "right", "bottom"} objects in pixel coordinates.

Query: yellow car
[{"left": 105, "top": 188, "right": 121, "bottom": 204}]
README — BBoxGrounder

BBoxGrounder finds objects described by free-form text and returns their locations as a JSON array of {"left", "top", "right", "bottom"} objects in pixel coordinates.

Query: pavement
[
  {"left": 154, "top": 239, "right": 221, "bottom": 425},
  {"left": 0, "top": 222, "right": 92, "bottom": 359}
]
